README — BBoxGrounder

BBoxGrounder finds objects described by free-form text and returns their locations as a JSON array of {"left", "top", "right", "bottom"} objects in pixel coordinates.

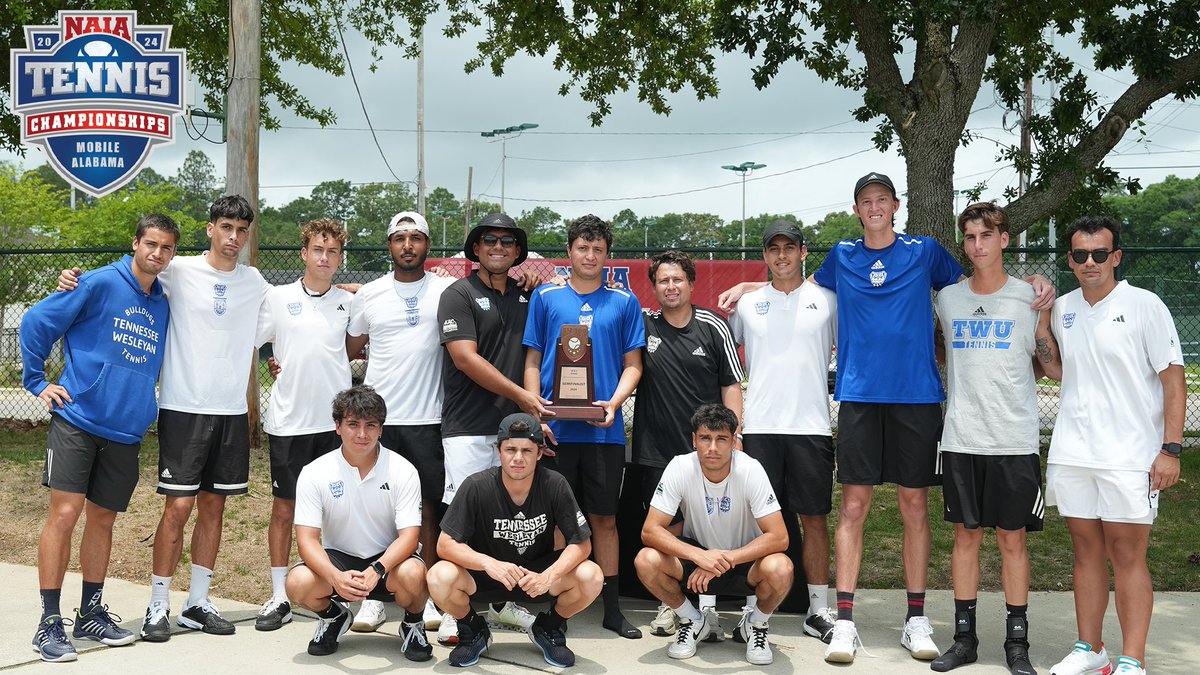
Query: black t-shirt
[
  {"left": 440, "top": 465, "right": 591, "bottom": 564},
  {"left": 632, "top": 306, "right": 744, "bottom": 468},
  {"left": 438, "top": 274, "right": 531, "bottom": 437}
]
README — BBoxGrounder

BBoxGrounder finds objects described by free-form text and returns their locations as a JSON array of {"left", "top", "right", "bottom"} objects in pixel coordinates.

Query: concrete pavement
[{"left": 3, "top": 563, "right": 1197, "bottom": 673}]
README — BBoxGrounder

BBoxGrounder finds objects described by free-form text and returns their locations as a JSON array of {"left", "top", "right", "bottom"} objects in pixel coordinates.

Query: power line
[{"left": 332, "top": 11, "right": 405, "bottom": 185}]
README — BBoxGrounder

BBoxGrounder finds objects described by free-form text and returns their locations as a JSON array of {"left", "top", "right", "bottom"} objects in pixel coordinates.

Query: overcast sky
[{"left": 6, "top": 15, "right": 1199, "bottom": 230}]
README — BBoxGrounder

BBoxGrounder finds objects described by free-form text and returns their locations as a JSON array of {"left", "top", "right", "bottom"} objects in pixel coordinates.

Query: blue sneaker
[
  {"left": 32, "top": 616, "right": 78, "bottom": 662},
  {"left": 74, "top": 605, "right": 136, "bottom": 646},
  {"left": 529, "top": 613, "right": 574, "bottom": 667},
  {"left": 449, "top": 620, "right": 491, "bottom": 667}
]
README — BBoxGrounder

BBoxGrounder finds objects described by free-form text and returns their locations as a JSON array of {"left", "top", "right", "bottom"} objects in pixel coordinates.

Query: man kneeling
[
  {"left": 635, "top": 403, "right": 792, "bottom": 665},
  {"left": 427, "top": 413, "right": 603, "bottom": 668},
  {"left": 285, "top": 385, "right": 432, "bottom": 661}
]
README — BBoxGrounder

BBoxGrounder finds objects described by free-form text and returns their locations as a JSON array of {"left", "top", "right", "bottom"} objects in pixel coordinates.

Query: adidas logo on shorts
[{"left": 160, "top": 468, "right": 172, "bottom": 479}]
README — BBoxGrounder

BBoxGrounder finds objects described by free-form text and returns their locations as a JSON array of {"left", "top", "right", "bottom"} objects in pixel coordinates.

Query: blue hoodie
[{"left": 20, "top": 255, "right": 170, "bottom": 443}]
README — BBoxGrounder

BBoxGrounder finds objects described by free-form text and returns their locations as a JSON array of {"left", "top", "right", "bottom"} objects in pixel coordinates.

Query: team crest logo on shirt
[
  {"left": 1062, "top": 312, "right": 1076, "bottom": 329},
  {"left": 407, "top": 309, "right": 420, "bottom": 327},
  {"left": 579, "top": 314, "right": 593, "bottom": 327},
  {"left": 328, "top": 480, "right": 344, "bottom": 498},
  {"left": 475, "top": 297, "right": 491, "bottom": 311},
  {"left": 214, "top": 283, "right": 227, "bottom": 297},
  {"left": 213, "top": 297, "right": 226, "bottom": 316},
  {"left": 647, "top": 335, "right": 662, "bottom": 353},
  {"left": 755, "top": 301, "right": 770, "bottom": 315},
  {"left": 442, "top": 318, "right": 458, "bottom": 334},
  {"left": 287, "top": 302, "right": 302, "bottom": 316},
  {"left": 870, "top": 260, "right": 887, "bottom": 287}
]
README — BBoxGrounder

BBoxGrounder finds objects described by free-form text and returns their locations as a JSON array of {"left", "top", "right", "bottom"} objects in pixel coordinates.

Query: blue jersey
[
  {"left": 523, "top": 283, "right": 645, "bottom": 444},
  {"left": 813, "top": 234, "right": 962, "bottom": 403}
]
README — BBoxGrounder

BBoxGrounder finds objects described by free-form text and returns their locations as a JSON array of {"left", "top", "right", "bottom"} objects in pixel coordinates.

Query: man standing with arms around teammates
[
  {"left": 1038, "top": 216, "right": 1185, "bottom": 675},
  {"left": 22, "top": 215, "right": 177, "bottom": 662},
  {"left": 633, "top": 249, "right": 744, "bottom": 637},
  {"left": 930, "top": 203, "right": 1045, "bottom": 675},
  {"left": 346, "top": 211, "right": 455, "bottom": 632},
  {"left": 523, "top": 214, "right": 645, "bottom": 638},
  {"left": 286, "top": 385, "right": 432, "bottom": 661},
  {"left": 253, "top": 218, "right": 354, "bottom": 631},
  {"left": 427, "top": 413, "right": 603, "bottom": 668},
  {"left": 729, "top": 220, "right": 839, "bottom": 645},
  {"left": 635, "top": 404, "right": 792, "bottom": 666}
]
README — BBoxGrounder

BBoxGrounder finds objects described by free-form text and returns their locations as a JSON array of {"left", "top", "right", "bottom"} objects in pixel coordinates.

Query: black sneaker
[
  {"left": 803, "top": 609, "right": 837, "bottom": 644},
  {"left": 449, "top": 620, "right": 492, "bottom": 667},
  {"left": 1005, "top": 638, "right": 1036, "bottom": 675},
  {"left": 255, "top": 597, "right": 292, "bottom": 632},
  {"left": 32, "top": 616, "right": 77, "bottom": 662},
  {"left": 529, "top": 613, "right": 575, "bottom": 668},
  {"left": 178, "top": 602, "right": 236, "bottom": 635},
  {"left": 139, "top": 603, "right": 171, "bottom": 643},
  {"left": 400, "top": 620, "right": 433, "bottom": 662},
  {"left": 74, "top": 605, "right": 135, "bottom": 646},
  {"left": 308, "top": 601, "right": 351, "bottom": 656},
  {"left": 931, "top": 636, "right": 979, "bottom": 672}
]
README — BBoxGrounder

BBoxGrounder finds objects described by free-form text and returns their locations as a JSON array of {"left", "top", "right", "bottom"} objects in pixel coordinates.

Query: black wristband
[
  {"left": 1161, "top": 442, "right": 1182, "bottom": 458},
  {"left": 371, "top": 560, "right": 386, "bottom": 576}
]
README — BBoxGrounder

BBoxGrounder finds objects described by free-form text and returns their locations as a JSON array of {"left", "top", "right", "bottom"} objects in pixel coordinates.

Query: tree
[
  {"left": 173, "top": 150, "right": 221, "bottom": 223},
  {"left": 811, "top": 211, "right": 864, "bottom": 246},
  {"left": 0, "top": 164, "right": 73, "bottom": 320},
  {"left": 381, "top": 1, "right": 1200, "bottom": 248}
]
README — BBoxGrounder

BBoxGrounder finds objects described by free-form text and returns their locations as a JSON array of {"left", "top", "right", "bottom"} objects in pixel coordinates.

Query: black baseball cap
[
  {"left": 853, "top": 172, "right": 897, "bottom": 200},
  {"left": 762, "top": 219, "right": 804, "bottom": 248},
  {"left": 464, "top": 213, "right": 528, "bottom": 265},
  {"left": 497, "top": 413, "right": 543, "bottom": 444}
]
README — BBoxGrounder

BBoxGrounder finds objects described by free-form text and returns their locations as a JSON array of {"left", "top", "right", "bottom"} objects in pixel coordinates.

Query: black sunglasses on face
[
  {"left": 1070, "top": 248, "right": 1113, "bottom": 264},
  {"left": 482, "top": 234, "right": 517, "bottom": 247}
]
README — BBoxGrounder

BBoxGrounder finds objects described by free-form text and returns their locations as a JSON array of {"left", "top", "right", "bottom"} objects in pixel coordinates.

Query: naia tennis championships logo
[{"left": 9, "top": 11, "right": 186, "bottom": 197}]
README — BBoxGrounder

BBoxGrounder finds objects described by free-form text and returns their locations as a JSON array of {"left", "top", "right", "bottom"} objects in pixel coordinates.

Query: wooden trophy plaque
[{"left": 546, "top": 324, "right": 605, "bottom": 421}]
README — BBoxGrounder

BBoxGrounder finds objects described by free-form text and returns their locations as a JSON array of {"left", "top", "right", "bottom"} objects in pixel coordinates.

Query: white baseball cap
[{"left": 386, "top": 211, "right": 430, "bottom": 238}]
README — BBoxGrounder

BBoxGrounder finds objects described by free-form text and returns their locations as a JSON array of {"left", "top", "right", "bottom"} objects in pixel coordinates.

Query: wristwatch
[
  {"left": 370, "top": 560, "right": 386, "bottom": 576},
  {"left": 1161, "top": 442, "right": 1182, "bottom": 458}
]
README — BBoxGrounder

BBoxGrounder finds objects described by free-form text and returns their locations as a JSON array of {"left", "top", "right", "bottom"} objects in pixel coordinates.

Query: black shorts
[
  {"left": 468, "top": 552, "right": 558, "bottom": 604},
  {"left": 836, "top": 402, "right": 942, "bottom": 488},
  {"left": 941, "top": 452, "right": 1044, "bottom": 532},
  {"left": 43, "top": 415, "right": 141, "bottom": 512},
  {"left": 677, "top": 538, "right": 755, "bottom": 596},
  {"left": 267, "top": 430, "right": 341, "bottom": 499},
  {"left": 294, "top": 548, "right": 424, "bottom": 602},
  {"left": 383, "top": 424, "right": 443, "bottom": 503},
  {"left": 742, "top": 434, "right": 834, "bottom": 516},
  {"left": 156, "top": 410, "right": 250, "bottom": 497},
  {"left": 546, "top": 443, "right": 624, "bottom": 516}
]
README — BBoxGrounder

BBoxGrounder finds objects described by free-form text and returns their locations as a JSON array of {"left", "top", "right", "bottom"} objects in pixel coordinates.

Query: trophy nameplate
[{"left": 546, "top": 324, "right": 605, "bottom": 421}]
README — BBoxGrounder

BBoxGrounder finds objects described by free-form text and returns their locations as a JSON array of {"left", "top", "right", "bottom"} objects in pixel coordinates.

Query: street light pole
[
  {"left": 481, "top": 122, "right": 539, "bottom": 211},
  {"left": 721, "top": 161, "right": 766, "bottom": 259},
  {"left": 432, "top": 208, "right": 458, "bottom": 250}
]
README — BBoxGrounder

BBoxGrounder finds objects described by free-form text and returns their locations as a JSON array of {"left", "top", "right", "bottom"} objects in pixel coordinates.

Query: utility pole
[
  {"left": 416, "top": 28, "right": 426, "bottom": 214},
  {"left": 228, "top": 0, "right": 262, "bottom": 443},
  {"left": 1018, "top": 77, "right": 1032, "bottom": 261},
  {"left": 464, "top": 166, "right": 473, "bottom": 241}
]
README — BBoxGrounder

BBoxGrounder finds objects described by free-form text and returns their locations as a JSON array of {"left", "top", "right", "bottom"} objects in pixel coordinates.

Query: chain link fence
[{"left": 3, "top": 246, "right": 1199, "bottom": 436}]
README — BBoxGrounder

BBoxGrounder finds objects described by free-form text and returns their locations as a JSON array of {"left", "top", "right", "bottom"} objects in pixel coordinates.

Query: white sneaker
[
  {"left": 422, "top": 599, "right": 440, "bottom": 631},
  {"left": 1050, "top": 641, "right": 1113, "bottom": 675},
  {"left": 1113, "top": 656, "right": 1145, "bottom": 675},
  {"left": 437, "top": 612, "right": 459, "bottom": 645},
  {"left": 650, "top": 604, "right": 678, "bottom": 636},
  {"left": 668, "top": 612, "right": 716, "bottom": 660},
  {"left": 744, "top": 620, "right": 773, "bottom": 665},
  {"left": 732, "top": 605, "right": 753, "bottom": 643},
  {"left": 901, "top": 615, "right": 940, "bottom": 660},
  {"left": 351, "top": 599, "right": 386, "bottom": 633},
  {"left": 824, "top": 619, "right": 860, "bottom": 663},
  {"left": 485, "top": 601, "right": 535, "bottom": 633},
  {"left": 699, "top": 606, "right": 723, "bottom": 642}
]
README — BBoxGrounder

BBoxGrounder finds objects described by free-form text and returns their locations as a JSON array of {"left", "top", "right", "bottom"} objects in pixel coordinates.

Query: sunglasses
[
  {"left": 481, "top": 234, "right": 517, "bottom": 248},
  {"left": 1069, "top": 248, "right": 1114, "bottom": 264}
]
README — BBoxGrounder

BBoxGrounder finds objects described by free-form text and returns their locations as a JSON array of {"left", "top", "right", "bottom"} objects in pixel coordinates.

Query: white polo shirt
[
  {"left": 256, "top": 280, "right": 354, "bottom": 435},
  {"left": 157, "top": 254, "right": 271, "bottom": 415},
  {"left": 1050, "top": 281, "right": 1183, "bottom": 471},
  {"left": 294, "top": 445, "right": 422, "bottom": 558},
  {"left": 347, "top": 271, "right": 454, "bottom": 425},
  {"left": 650, "top": 452, "right": 780, "bottom": 552},
  {"left": 730, "top": 281, "right": 837, "bottom": 435}
]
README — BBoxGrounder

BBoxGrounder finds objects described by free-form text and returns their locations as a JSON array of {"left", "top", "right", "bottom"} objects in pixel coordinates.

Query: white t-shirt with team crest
[
  {"left": 293, "top": 445, "right": 423, "bottom": 559},
  {"left": 347, "top": 271, "right": 454, "bottom": 425},
  {"left": 1050, "top": 281, "right": 1183, "bottom": 471},
  {"left": 729, "top": 281, "right": 837, "bottom": 435},
  {"left": 158, "top": 254, "right": 271, "bottom": 415},
  {"left": 650, "top": 451, "right": 781, "bottom": 552},
  {"left": 256, "top": 280, "right": 354, "bottom": 435}
]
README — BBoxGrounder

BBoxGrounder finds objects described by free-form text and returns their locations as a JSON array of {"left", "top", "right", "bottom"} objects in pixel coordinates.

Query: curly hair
[
  {"left": 690, "top": 403, "right": 738, "bottom": 435},
  {"left": 649, "top": 250, "right": 696, "bottom": 284},
  {"left": 300, "top": 218, "right": 348, "bottom": 248},
  {"left": 331, "top": 385, "right": 387, "bottom": 425},
  {"left": 567, "top": 214, "right": 613, "bottom": 250}
]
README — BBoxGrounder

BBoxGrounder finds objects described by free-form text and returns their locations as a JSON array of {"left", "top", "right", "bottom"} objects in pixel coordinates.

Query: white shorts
[
  {"left": 442, "top": 435, "right": 498, "bottom": 505},
  {"left": 1045, "top": 464, "right": 1159, "bottom": 524}
]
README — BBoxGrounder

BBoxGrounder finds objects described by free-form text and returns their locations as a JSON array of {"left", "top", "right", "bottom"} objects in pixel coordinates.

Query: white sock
[
  {"left": 745, "top": 595, "right": 758, "bottom": 610},
  {"left": 673, "top": 598, "right": 702, "bottom": 622},
  {"left": 749, "top": 607, "right": 771, "bottom": 625},
  {"left": 150, "top": 575, "right": 172, "bottom": 606},
  {"left": 699, "top": 594, "right": 716, "bottom": 610},
  {"left": 808, "top": 584, "right": 829, "bottom": 615},
  {"left": 270, "top": 567, "right": 288, "bottom": 600},
  {"left": 186, "top": 564, "right": 213, "bottom": 608}
]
